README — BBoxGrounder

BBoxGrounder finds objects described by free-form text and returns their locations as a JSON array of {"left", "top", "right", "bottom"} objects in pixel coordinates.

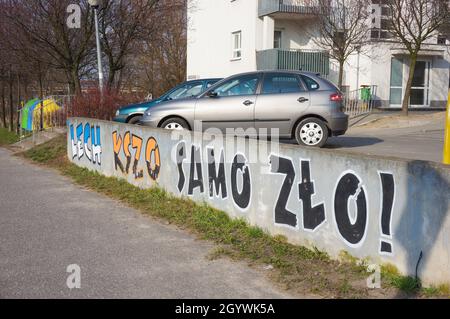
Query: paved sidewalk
[
  {"left": 0, "top": 148, "right": 292, "bottom": 299},
  {"left": 9, "top": 128, "right": 66, "bottom": 152}
]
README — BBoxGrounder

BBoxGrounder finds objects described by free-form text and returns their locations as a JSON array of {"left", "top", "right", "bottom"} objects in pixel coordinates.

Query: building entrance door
[
  {"left": 409, "top": 60, "right": 431, "bottom": 107},
  {"left": 389, "top": 58, "right": 431, "bottom": 107}
]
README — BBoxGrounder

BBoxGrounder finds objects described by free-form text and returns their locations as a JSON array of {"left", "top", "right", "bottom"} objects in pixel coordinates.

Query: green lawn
[{"left": 0, "top": 127, "right": 19, "bottom": 146}]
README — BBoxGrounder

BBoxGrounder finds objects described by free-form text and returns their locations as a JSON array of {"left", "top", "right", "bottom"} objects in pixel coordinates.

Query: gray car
[{"left": 140, "top": 71, "right": 348, "bottom": 147}]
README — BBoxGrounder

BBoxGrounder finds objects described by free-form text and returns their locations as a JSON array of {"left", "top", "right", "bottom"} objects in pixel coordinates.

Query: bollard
[{"left": 444, "top": 90, "right": 450, "bottom": 165}]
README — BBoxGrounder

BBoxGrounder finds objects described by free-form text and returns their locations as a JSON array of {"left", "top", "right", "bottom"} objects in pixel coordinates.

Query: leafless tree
[
  {"left": 386, "top": 0, "right": 449, "bottom": 114},
  {"left": 1, "top": 0, "right": 59, "bottom": 130},
  {"left": 98, "top": 0, "right": 162, "bottom": 90},
  {"left": 4, "top": 0, "right": 96, "bottom": 95},
  {"left": 138, "top": 0, "right": 187, "bottom": 97},
  {"left": 311, "top": 0, "right": 371, "bottom": 89},
  {"left": 0, "top": 0, "right": 188, "bottom": 124}
]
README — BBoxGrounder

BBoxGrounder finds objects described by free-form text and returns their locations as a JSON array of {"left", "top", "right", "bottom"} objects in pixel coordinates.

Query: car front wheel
[
  {"left": 295, "top": 118, "right": 329, "bottom": 148},
  {"left": 160, "top": 117, "right": 189, "bottom": 131},
  {"left": 128, "top": 115, "right": 143, "bottom": 125}
]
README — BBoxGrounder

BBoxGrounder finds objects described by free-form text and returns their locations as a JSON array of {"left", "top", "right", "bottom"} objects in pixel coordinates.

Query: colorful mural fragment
[{"left": 20, "top": 98, "right": 61, "bottom": 131}]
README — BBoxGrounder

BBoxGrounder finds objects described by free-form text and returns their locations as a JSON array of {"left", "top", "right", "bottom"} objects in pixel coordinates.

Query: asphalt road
[
  {"left": 326, "top": 123, "right": 445, "bottom": 163},
  {"left": 285, "top": 114, "right": 445, "bottom": 163},
  {"left": 0, "top": 148, "right": 291, "bottom": 299}
]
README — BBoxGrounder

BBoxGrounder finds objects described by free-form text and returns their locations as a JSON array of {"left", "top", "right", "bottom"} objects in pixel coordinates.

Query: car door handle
[
  {"left": 243, "top": 100, "right": 254, "bottom": 106},
  {"left": 297, "top": 97, "right": 309, "bottom": 103}
]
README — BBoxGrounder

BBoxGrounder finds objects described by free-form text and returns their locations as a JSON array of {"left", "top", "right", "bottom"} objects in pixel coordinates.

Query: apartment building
[{"left": 187, "top": 0, "right": 450, "bottom": 108}]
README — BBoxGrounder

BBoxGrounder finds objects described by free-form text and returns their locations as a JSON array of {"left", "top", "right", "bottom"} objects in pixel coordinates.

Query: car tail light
[{"left": 330, "top": 93, "right": 343, "bottom": 102}]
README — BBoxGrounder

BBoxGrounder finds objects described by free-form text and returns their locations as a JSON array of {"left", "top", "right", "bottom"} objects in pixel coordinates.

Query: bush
[{"left": 67, "top": 88, "right": 146, "bottom": 121}]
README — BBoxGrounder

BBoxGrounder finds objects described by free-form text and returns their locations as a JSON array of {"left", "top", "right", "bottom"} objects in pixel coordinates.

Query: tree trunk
[
  {"left": 8, "top": 67, "right": 14, "bottom": 132},
  {"left": 16, "top": 74, "right": 21, "bottom": 135},
  {"left": 38, "top": 70, "right": 44, "bottom": 131},
  {"left": 401, "top": 54, "right": 418, "bottom": 116},
  {"left": 1, "top": 76, "right": 6, "bottom": 129},
  {"left": 116, "top": 69, "right": 124, "bottom": 92},
  {"left": 71, "top": 69, "right": 82, "bottom": 96},
  {"left": 338, "top": 60, "right": 345, "bottom": 90},
  {"left": 108, "top": 67, "right": 116, "bottom": 91},
  {"left": 24, "top": 81, "right": 29, "bottom": 102}
]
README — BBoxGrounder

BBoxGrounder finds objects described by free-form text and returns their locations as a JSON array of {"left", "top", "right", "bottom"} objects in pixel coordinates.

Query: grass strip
[{"left": 0, "top": 127, "right": 19, "bottom": 146}]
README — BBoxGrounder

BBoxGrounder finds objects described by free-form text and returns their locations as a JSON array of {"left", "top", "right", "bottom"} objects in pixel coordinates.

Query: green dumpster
[{"left": 360, "top": 86, "right": 371, "bottom": 101}]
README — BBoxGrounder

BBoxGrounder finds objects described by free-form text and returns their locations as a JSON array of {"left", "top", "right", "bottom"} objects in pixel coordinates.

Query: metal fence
[
  {"left": 30, "top": 107, "right": 68, "bottom": 131},
  {"left": 258, "top": 0, "right": 321, "bottom": 16},
  {"left": 280, "top": 0, "right": 321, "bottom": 14},
  {"left": 256, "top": 48, "right": 330, "bottom": 76},
  {"left": 344, "top": 85, "right": 378, "bottom": 118}
]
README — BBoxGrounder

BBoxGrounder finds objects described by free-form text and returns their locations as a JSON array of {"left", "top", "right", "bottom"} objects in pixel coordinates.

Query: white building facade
[{"left": 187, "top": 0, "right": 450, "bottom": 108}]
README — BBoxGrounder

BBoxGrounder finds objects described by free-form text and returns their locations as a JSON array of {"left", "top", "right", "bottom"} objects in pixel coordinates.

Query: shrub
[{"left": 67, "top": 88, "right": 146, "bottom": 121}]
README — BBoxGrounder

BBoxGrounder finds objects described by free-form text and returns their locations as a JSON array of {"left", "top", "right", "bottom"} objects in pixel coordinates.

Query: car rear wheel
[
  {"left": 295, "top": 118, "right": 329, "bottom": 148},
  {"left": 160, "top": 117, "right": 189, "bottom": 131},
  {"left": 128, "top": 115, "right": 143, "bottom": 125}
]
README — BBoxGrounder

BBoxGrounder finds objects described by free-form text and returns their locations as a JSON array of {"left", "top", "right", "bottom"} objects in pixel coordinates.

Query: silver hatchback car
[{"left": 140, "top": 71, "right": 348, "bottom": 147}]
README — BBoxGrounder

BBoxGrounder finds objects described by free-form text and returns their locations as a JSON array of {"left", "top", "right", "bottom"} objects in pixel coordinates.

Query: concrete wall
[
  {"left": 67, "top": 117, "right": 450, "bottom": 286},
  {"left": 274, "top": 18, "right": 320, "bottom": 51}
]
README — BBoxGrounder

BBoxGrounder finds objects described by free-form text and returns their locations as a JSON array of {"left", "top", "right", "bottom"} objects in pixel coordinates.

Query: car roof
[
  {"left": 185, "top": 78, "right": 222, "bottom": 84},
  {"left": 201, "top": 70, "right": 338, "bottom": 95},
  {"left": 228, "top": 70, "right": 322, "bottom": 77}
]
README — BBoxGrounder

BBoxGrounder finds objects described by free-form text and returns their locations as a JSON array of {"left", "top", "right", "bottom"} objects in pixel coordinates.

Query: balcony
[
  {"left": 256, "top": 49, "right": 330, "bottom": 76},
  {"left": 258, "top": 0, "right": 322, "bottom": 18}
]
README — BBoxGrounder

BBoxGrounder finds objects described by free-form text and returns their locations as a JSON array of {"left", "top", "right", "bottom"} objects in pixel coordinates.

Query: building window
[
  {"left": 274, "top": 30, "right": 282, "bottom": 49},
  {"left": 389, "top": 58, "right": 403, "bottom": 105},
  {"left": 438, "top": 35, "right": 447, "bottom": 45},
  {"left": 333, "top": 31, "right": 345, "bottom": 49},
  {"left": 232, "top": 31, "right": 242, "bottom": 59},
  {"left": 381, "top": 6, "right": 390, "bottom": 16},
  {"left": 370, "top": 2, "right": 393, "bottom": 40}
]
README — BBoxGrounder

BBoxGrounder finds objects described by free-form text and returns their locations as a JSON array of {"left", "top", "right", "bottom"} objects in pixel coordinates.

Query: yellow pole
[{"left": 444, "top": 90, "right": 450, "bottom": 165}]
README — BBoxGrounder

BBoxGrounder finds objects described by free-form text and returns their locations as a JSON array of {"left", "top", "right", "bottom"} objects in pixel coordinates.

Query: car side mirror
[{"left": 206, "top": 91, "right": 218, "bottom": 98}]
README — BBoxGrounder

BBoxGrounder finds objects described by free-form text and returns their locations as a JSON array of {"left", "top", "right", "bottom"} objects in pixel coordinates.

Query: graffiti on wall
[
  {"left": 69, "top": 123, "right": 102, "bottom": 165},
  {"left": 175, "top": 141, "right": 396, "bottom": 256},
  {"left": 269, "top": 155, "right": 395, "bottom": 255},
  {"left": 112, "top": 130, "right": 161, "bottom": 181},
  {"left": 176, "top": 141, "right": 252, "bottom": 211}
]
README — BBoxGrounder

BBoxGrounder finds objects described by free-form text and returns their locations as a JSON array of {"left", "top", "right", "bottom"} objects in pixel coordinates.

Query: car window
[
  {"left": 167, "top": 82, "right": 203, "bottom": 100},
  {"left": 321, "top": 78, "right": 341, "bottom": 92},
  {"left": 213, "top": 74, "right": 260, "bottom": 97},
  {"left": 262, "top": 73, "right": 304, "bottom": 94},
  {"left": 206, "top": 80, "right": 219, "bottom": 88},
  {"left": 301, "top": 75, "right": 320, "bottom": 91}
]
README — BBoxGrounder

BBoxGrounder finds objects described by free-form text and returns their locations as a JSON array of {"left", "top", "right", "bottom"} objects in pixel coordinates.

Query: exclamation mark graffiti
[{"left": 379, "top": 172, "right": 395, "bottom": 254}]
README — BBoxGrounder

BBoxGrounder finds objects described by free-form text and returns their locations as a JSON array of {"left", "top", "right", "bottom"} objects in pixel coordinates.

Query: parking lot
[
  {"left": 184, "top": 110, "right": 445, "bottom": 164},
  {"left": 286, "top": 111, "right": 446, "bottom": 163}
]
